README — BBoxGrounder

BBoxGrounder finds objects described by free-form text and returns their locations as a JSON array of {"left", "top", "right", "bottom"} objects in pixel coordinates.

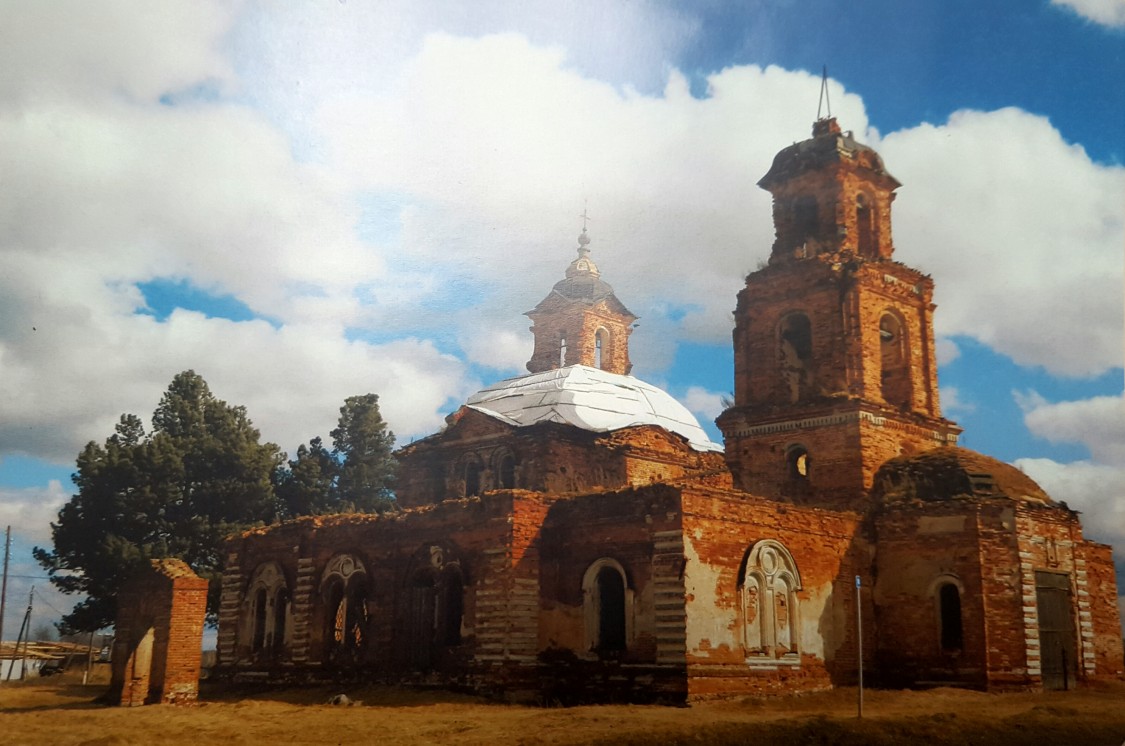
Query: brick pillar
[
  {"left": 109, "top": 559, "right": 207, "bottom": 705},
  {"left": 651, "top": 529, "right": 687, "bottom": 665},
  {"left": 217, "top": 550, "right": 241, "bottom": 666},
  {"left": 290, "top": 556, "right": 317, "bottom": 664}
]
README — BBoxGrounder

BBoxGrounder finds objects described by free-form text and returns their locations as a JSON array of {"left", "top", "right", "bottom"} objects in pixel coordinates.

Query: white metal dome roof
[{"left": 464, "top": 365, "right": 723, "bottom": 453}]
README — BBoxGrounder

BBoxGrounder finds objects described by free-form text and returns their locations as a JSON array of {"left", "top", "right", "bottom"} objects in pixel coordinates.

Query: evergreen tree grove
[{"left": 33, "top": 371, "right": 283, "bottom": 632}]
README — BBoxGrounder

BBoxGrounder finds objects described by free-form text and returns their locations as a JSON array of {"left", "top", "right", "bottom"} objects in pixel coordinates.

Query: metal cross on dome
[{"left": 579, "top": 202, "right": 592, "bottom": 233}]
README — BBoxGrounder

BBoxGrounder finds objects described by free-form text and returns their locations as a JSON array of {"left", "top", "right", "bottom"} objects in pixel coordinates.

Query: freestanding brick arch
[{"left": 109, "top": 559, "right": 208, "bottom": 706}]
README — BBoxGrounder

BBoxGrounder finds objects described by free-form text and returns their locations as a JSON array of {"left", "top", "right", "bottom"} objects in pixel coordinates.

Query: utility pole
[
  {"left": 84, "top": 630, "right": 95, "bottom": 685},
  {"left": 0, "top": 526, "right": 10, "bottom": 649},
  {"left": 0, "top": 526, "right": 9, "bottom": 685},
  {"left": 6, "top": 587, "right": 32, "bottom": 682},
  {"left": 856, "top": 574, "right": 864, "bottom": 719}
]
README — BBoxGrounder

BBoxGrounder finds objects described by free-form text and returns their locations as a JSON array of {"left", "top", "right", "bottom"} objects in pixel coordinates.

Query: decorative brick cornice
[{"left": 722, "top": 407, "right": 958, "bottom": 443}]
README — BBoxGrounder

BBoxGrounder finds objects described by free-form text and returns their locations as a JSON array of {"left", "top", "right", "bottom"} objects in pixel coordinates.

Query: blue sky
[{"left": 0, "top": 0, "right": 1122, "bottom": 634}]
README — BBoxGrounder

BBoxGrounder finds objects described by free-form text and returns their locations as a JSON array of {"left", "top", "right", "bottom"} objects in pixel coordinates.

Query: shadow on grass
[
  {"left": 589, "top": 709, "right": 1125, "bottom": 746},
  {"left": 198, "top": 679, "right": 494, "bottom": 708}
]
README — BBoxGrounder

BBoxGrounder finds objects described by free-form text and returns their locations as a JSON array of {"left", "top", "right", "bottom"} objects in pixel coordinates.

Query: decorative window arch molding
[
  {"left": 321, "top": 553, "right": 366, "bottom": 590},
  {"left": 581, "top": 558, "right": 635, "bottom": 657},
  {"left": 321, "top": 553, "right": 369, "bottom": 666},
  {"left": 242, "top": 562, "right": 291, "bottom": 659},
  {"left": 739, "top": 540, "right": 802, "bottom": 665}
]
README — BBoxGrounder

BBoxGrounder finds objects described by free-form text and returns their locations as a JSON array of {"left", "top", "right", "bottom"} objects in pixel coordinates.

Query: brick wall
[
  {"left": 873, "top": 498, "right": 1124, "bottom": 689},
  {"left": 109, "top": 559, "right": 207, "bottom": 706},
  {"left": 679, "top": 487, "right": 869, "bottom": 698},
  {"left": 526, "top": 297, "right": 635, "bottom": 375},
  {"left": 396, "top": 414, "right": 723, "bottom": 509}
]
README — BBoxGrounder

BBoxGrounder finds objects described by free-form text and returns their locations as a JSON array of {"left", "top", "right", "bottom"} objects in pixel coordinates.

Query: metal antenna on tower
[{"left": 817, "top": 65, "right": 832, "bottom": 120}]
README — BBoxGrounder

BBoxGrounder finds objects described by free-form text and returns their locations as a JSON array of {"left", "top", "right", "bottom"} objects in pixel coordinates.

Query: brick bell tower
[
  {"left": 716, "top": 117, "right": 960, "bottom": 508},
  {"left": 525, "top": 220, "right": 637, "bottom": 375}
]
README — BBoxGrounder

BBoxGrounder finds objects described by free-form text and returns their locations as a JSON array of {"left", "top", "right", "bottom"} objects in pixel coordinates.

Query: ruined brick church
[{"left": 216, "top": 118, "right": 1123, "bottom": 701}]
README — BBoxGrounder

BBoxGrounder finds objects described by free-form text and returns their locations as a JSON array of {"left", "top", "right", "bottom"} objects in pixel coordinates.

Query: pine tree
[{"left": 34, "top": 371, "right": 283, "bottom": 632}]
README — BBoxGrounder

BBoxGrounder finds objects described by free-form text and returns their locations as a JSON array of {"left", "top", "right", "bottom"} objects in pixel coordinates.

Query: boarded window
[{"left": 408, "top": 571, "right": 437, "bottom": 671}]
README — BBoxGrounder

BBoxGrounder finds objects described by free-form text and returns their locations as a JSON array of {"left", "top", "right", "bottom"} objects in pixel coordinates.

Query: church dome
[
  {"left": 758, "top": 117, "right": 899, "bottom": 191},
  {"left": 464, "top": 365, "right": 723, "bottom": 453},
  {"left": 871, "top": 447, "right": 1052, "bottom": 506}
]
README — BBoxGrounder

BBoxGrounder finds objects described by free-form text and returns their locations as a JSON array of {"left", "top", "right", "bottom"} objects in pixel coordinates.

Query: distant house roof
[{"left": 464, "top": 365, "right": 724, "bottom": 453}]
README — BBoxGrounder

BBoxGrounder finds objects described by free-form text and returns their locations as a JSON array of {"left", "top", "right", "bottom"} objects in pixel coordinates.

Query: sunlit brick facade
[{"left": 215, "top": 118, "right": 1122, "bottom": 702}]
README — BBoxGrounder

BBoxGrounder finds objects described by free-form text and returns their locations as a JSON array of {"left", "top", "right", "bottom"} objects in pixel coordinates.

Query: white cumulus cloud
[
  {"left": 879, "top": 109, "right": 1125, "bottom": 377},
  {"left": 1052, "top": 0, "right": 1125, "bottom": 27},
  {"left": 682, "top": 386, "right": 726, "bottom": 423},
  {"left": 1013, "top": 392, "right": 1125, "bottom": 565}
]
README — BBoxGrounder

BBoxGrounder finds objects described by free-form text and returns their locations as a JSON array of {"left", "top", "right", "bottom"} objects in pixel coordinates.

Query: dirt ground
[{"left": 2, "top": 669, "right": 1124, "bottom": 746}]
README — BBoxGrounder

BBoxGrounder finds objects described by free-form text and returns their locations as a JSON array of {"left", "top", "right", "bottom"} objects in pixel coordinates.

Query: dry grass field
[{"left": 2, "top": 669, "right": 1124, "bottom": 746}]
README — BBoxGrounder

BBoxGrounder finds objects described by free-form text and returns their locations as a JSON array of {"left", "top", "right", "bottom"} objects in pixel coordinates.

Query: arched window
[
  {"left": 938, "top": 583, "right": 963, "bottom": 650},
  {"left": 497, "top": 452, "right": 516, "bottom": 489},
  {"left": 440, "top": 566, "right": 464, "bottom": 646},
  {"left": 404, "top": 550, "right": 466, "bottom": 671},
  {"left": 787, "top": 445, "right": 810, "bottom": 482},
  {"left": 407, "top": 569, "right": 437, "bottom": 670},
  {"left": 559, "top": 335, "right": 568, "bottom": 367},
  {"left": 464, "top": 459, "right": 481, "bottom": 497},
  {"left": 784, "top": 445, "right": 811, "bottom": 500},
  {"left": 582, "top": 558, "right": 633, "bottom": 657},
  {"left": 244, "top": 562, "right": 290, "bottom": 661},
  {"left": 856, "top": 192, "right": 877, "bottom": 256},
  {"left": 252, "top": 588, "right": 268, "bottom": 652},
  {"left": 879, "top": 312, "right": 912, "bottom": 409},
  {"left": 779, "top": 313, "right": 813, "bottom": 402},
  {"left": 321, "top": 554, "right": 369, "bottom": 666},
  {"left": 272, "top": 588, "right": 290, "bottom": 657},
  {"left": 739, "top": 540, "right": 802, "bottom": 661},
  {"left": 594, "top": 328, "right": 609, "bottom": 370}
]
